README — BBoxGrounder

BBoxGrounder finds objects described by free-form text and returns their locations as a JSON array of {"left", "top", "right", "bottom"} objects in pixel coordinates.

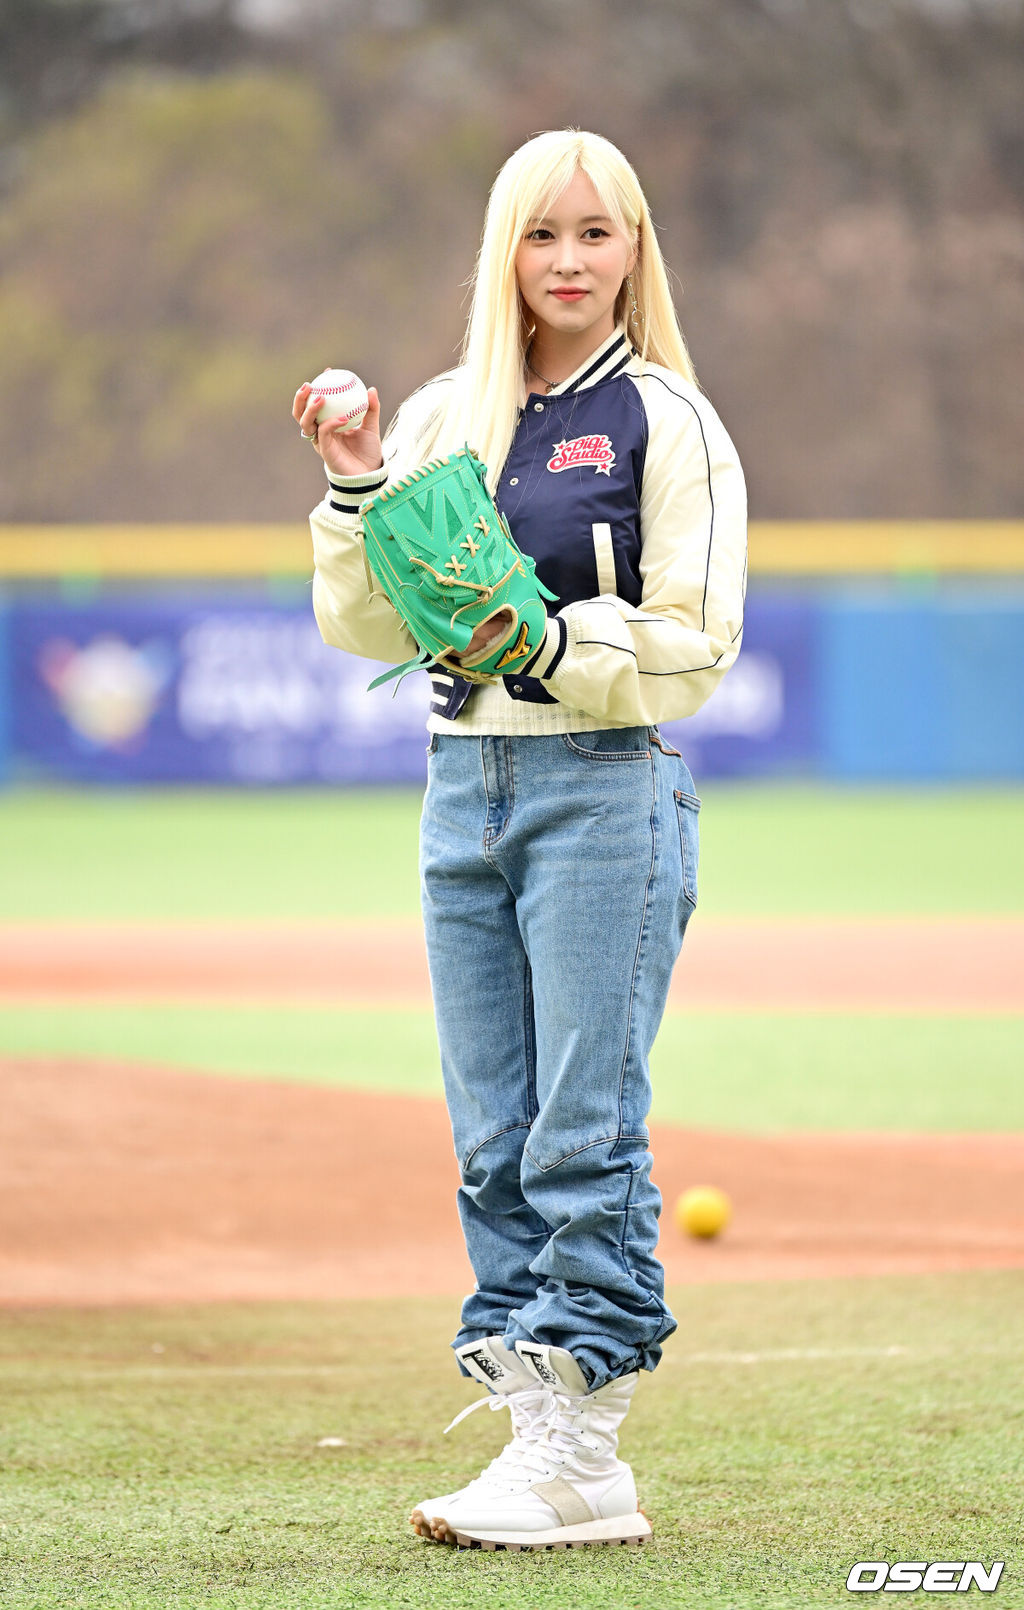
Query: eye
[
  {"left": 525, "top": 227, "right": 553, "bottom": 241},
  {"left": 584, "top": 227, "right": 610, "bottom": 239}
]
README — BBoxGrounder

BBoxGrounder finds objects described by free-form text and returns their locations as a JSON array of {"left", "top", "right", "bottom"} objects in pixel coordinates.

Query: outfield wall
[
  {"left": 1, "top": 521, "right": 1022, "bottom": 785},
  {"left": 2, "top": 581, "right": 1022, "bottom": 784}
]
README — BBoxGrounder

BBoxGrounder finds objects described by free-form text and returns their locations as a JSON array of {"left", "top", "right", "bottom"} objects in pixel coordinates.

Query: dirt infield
[
  {"left": 2, "top": 1057, "right": 1022, "bottom": 1308},
  {"left": 3, "top": 912, "right": 1021, "bottom": 1307},
  {"left": 3, "top": 916, "right": 1023, "bottom": 1010}
]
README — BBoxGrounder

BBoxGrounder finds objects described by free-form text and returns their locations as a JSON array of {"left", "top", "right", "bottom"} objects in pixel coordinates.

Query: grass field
[
  {"left": 2, "top": 1273, "right": 1022, "bottom": 1610},
  {"left": 2, "top": 785, "right": 1022, "bottom": 1133},
  {"left": 1, "top": 783, "right": 1022, "bottom": 1607},
  {"left": 2, "top": 785, "right": 1022, "bottom": 920},
  {"left": 2, "top": 1002, "right": 1022, "bottom": 1132}
]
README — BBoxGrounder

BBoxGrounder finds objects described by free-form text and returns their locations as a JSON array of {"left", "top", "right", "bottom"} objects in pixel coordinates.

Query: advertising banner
[
  {"left": 660, "top": 596, "right": 819, "bottom": 776},
  {"left": 9, "top": 592, "right": 818, "bottom": 784},
  {"left": 0, "top": 598, "right": 9, "bottom": 784},
  {"left": 10, "top": 596, "right": 431, "bottom": 784}
]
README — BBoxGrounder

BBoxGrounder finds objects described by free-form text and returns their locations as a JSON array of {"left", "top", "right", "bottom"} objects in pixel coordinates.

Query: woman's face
[{"left": 514, "top": 170, "right": 636, "bottom": 353}]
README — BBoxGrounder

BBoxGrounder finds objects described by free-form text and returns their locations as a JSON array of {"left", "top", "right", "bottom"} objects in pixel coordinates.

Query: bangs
[
  {"left": 524, "top": 165, "right": 632, "bottom": 240},
  {"left": 495, "top": 133, "right": 640, "bottom": 262}
]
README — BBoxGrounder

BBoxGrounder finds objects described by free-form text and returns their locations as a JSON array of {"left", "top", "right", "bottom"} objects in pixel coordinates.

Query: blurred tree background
[{"left": 0, "top": 0, "right": 1021, "bottom": 520}]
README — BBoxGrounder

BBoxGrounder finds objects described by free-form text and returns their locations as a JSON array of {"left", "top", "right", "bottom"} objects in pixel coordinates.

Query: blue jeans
[{"left": 419, "top": 725, "right": 700, "bottom": 1392}]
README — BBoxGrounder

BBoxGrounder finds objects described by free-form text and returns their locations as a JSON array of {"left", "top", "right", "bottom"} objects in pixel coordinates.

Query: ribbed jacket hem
[{"left": 426, "top": 679, "right": 633, "bottom": 736}]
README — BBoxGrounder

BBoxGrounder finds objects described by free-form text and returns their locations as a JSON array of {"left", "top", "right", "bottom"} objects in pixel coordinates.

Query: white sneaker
[
  {"left": 427, "top": 1341, "right": 652, "bottom": 1551},
  {"left": 408, "top": 1336, "right": 553, "bottom": 1540}
]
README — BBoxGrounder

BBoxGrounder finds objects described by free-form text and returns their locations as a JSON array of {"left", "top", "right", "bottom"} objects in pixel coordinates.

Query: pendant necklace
[{"left": 525, "top": 346, "right": 558, "bottom": 394}]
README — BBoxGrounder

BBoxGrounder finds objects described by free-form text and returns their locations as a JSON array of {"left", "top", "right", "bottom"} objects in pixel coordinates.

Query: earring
[{"left": 625, "top": 273, "right": 640, "bottom": 329}]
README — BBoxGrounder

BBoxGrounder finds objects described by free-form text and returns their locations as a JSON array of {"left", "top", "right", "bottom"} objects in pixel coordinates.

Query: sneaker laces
[
  {"left": 506, "top": 1390, "right": 595, "bottom": 1481},
  {"left": 443, "top": 1384, "right": 553, "bottom": 1439},
  {"left": 441, "top": 1385, "right": 556, "bottom": 1484},
  {"left": 444, "top": 1386, "right": 596, "bottom": 1489},
  {"left": 441, "top": 1384, "right": 563, "bottom": 1481}
]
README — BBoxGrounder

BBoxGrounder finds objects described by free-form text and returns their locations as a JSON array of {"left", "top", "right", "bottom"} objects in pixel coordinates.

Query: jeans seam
[
  {"left": 523, "top": 1132, "right": 650, "bottom": 1172},
  {"left": 619, "top": 1163, "right": 640, "bottom": 1279},
  {"left": 613, "top": 751, "right": 658, "bottom": 1155},
  {"left": 673, "top": 788, "right": 700, "bottom": 908},
  {"left": 462, "top": 1120, "right": 532, "bottom": 1174},
  {"left": 522, "top": 950, "right": 538, "bottom": 1124},
  {"left": 482, "top": 737, "right": 515, "bottom": 851},
  {"left": 477, "top": 738, "right": 495, "bottom": 856}
]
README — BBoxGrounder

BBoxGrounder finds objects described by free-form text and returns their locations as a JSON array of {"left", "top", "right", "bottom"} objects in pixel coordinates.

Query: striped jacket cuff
[
  {"left": 325, "top": 464, "right": 389, "bottom": 518},
  {"left": 521, "top": 615, "right": 568, "bottom": 681}
]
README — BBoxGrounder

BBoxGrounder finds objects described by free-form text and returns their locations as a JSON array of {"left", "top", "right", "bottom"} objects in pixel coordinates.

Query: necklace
[{"left": 524, "top": 346, "right": 558, "bottom": 393}]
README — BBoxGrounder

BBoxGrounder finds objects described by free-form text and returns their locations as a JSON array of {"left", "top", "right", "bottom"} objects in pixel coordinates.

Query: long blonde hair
[{"left": 428, "top": 129, "right": 700, "bottom": 490}]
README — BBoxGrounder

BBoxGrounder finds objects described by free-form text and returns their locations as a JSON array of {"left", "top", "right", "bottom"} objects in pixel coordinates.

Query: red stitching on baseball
[{"left": 318, "top": 379, "right": 358, "bottom": 395}]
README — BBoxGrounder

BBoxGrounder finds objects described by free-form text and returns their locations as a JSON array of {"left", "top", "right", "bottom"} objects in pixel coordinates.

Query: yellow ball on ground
[{"left": 675, "top": 1186, "right": 732, "bottom": 1239}]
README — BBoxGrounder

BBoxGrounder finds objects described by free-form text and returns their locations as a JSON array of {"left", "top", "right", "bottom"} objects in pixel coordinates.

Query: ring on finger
[{"left": 299, "top": 428, "right": 318, "bottom": 442}]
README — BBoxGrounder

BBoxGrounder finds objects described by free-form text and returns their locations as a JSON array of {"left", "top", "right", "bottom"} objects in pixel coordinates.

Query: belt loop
[{"left": 649, "top": 726, "right": 683, "bottom": 758}]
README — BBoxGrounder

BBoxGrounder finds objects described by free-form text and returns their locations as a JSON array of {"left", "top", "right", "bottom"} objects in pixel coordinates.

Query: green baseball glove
[{"left": 359, "top": 445, "right": 558, "bottom": 691}]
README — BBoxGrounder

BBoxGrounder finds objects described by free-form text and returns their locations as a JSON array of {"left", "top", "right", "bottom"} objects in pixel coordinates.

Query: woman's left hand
[{"left": 452, "top": 608, "right": 514, "bottom": 666}]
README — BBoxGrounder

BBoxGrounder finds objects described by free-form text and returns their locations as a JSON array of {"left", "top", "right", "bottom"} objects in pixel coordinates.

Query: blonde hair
[{"left": 429, "top": 129, "right": 700, "bottom": 490}]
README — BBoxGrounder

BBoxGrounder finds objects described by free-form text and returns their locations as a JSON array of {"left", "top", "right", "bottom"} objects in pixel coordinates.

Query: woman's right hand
[{"left": 292, "top": 382, "right": 384, "bottom": 479}]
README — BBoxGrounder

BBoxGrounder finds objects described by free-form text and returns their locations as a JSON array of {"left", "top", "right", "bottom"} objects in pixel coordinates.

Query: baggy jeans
[{"left": 419, "top": 724, "right": 700, "bottom": 1392}]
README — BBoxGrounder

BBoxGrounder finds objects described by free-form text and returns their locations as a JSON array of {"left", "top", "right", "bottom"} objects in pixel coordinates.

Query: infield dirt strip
[
  {"left": 3, "top": 915, "right": 1023, "bottom": 1009},
  {"left": 1, "top": 1059, "right": 1023, "bottom": 1307},
  {"left": 1, "top": 914, "right": 1022, "bottom": 1307}
]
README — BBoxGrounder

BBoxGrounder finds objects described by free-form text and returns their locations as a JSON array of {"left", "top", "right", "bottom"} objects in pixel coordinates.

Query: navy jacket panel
[{"left": 496, "top": 378, "right": 647, "bottom": 612}]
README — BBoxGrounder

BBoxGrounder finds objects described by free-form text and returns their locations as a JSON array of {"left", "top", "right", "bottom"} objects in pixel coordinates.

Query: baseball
[
  {"left": 309, "top": 368, "right": 369, "bottom": 433},
  {"left": 674, "top": 1186, "right": 732, "bottom": 1240}
]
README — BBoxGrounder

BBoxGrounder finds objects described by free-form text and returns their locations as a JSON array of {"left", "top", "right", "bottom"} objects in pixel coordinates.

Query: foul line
[{"left": 5, "top": 1343, "right": 1022, "bottom": 1384}]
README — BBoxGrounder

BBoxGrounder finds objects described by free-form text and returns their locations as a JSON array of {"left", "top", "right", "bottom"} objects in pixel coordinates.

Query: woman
[{"left": 292, "top": 129, "right": 747, "bottom": 1552}]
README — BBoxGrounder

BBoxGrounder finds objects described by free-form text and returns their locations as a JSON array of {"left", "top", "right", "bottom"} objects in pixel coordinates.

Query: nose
[{"left": 553, "top": 233, "right": 584, "bottom": 275}]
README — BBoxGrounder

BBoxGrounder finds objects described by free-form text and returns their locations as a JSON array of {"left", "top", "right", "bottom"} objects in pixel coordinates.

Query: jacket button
[
  {"left": 509, "top": 477, "right": 519, "bottom": 485},
  {"left": 533, "top": 402, "right": 544, "bottom": 412},
  {"left": 513, "top": 684, "right": 523, "bottom": 694}
]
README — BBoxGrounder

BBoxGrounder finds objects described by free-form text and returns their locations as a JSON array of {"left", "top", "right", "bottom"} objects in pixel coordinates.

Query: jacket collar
[{"left": 527, "top": 324, "right": 636, "bottom": 399}]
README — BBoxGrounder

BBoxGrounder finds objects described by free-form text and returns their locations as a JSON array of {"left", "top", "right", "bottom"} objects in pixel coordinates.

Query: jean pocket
[
  {"left": 426, "top": 732, "right": 438, "bottom": 755},
  {"left": 673, "top": 787, "right": 701, "bottom": 907},
  {"left": 562, "top": 727, "right": 651, "bottom": 762}
]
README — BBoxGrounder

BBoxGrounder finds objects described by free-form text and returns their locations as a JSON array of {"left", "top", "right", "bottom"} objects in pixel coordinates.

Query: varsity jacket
[{"left": 309, "top": 325, "right": 747, "bottom": 735}]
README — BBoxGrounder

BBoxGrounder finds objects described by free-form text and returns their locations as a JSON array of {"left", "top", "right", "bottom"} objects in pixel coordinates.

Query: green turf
[
  {"left": 652, "top": 1013, "right": 1024, "bottom": 1132},
  {"left": 1, "top": 785, "right": 1022, "bottom": 920},
  {"left": 3, "top": 1004, "right": 1022, "bottom": 1132},
  {"left": 0, "top": 1272, "right": 1020, "bottom": 1609}
]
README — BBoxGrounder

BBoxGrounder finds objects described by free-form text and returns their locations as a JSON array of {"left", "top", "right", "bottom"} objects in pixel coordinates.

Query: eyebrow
[{"left": 529, "top": 214, "right": 614, "bottom": 225}]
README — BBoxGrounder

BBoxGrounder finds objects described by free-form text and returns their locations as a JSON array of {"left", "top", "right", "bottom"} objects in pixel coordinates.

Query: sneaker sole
[
  {"left": 421, "top": 1510, "right": 652, "bottom": 1551},
  {"left": 409, "top": 1508, "right": 444, "bottom": 1540}
]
